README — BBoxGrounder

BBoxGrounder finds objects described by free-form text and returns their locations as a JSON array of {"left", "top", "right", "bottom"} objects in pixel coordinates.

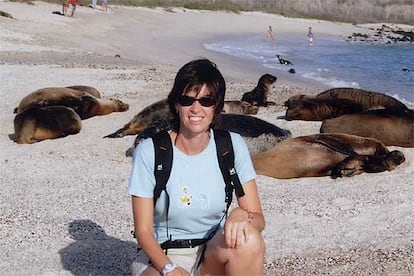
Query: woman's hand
[{"left": 223, "top": 207, "right": 251, "bottom": 249}]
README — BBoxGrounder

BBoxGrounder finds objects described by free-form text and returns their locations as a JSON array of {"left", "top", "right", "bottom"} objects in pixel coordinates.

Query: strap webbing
[
  {"left": 153, "top": 131, "right": 173, "bottom": 204},
  {"left": 213, "top": 129, "right": 245, "bottom": 210}
]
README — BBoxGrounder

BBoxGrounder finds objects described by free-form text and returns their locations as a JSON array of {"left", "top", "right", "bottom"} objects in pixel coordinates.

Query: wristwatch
[{"left": 162, "top": 262, "right": 177, "bottom": 275}]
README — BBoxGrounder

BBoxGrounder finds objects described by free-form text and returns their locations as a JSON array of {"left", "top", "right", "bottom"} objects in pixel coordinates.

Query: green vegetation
[{"left": 33, "top": 0, "right": 413, "bottom": 24}]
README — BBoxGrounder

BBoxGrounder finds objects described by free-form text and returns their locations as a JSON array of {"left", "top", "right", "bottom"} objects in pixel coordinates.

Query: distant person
[
  {"left": 101, "top": 0, "right": 108, "bottom": 12},
  {"left": 90, "top": 0, "right": 97, "bottom": 8},
  {"left": 308, "top": 26, "right": 314, "bottom": 46},
  {"left": 267, "top": 25, "right": 275, "bottom": 42},
  {"left": 63, "top": 0, "right": 77, "bottom": 17}
]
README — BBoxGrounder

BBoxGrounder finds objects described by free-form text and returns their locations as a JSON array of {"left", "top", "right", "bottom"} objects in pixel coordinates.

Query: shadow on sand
[{"left": 59, "top": 219, "right": 138, "bottom": 275}]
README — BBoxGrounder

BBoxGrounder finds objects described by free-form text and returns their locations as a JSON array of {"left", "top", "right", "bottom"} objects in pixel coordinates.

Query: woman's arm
[
  {"left": 236, "top": 179, "right": 265, "bottom": 232},
  {"left": 223, "top": 179, "right": 265, "bottom": 248},
  {"left": 132, "top": 196, "right": 172, "bottom": 273}
]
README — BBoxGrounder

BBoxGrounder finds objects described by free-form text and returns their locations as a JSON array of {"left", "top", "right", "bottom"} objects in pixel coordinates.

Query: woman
[{"left": 128, "top": 58, "right": 265, "bottom": 275}]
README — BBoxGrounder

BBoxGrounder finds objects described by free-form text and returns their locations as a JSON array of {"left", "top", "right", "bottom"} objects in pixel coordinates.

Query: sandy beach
[{"left": 1, "top": 1, "right": 413, "bottom": 275}]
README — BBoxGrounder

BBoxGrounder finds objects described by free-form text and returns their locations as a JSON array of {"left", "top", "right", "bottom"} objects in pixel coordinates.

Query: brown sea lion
[
  {"left": 104, "top": 98, "right": 170, "bottom": 138},
  {"left": 105, "top": 98, "right": 260, "bottom": 138},
  {"left": 320, "top": 109, "right": 414, "bottom": 147},
  {"left": 66, "top": 85, "right": 101, "bottom": 98},
  {"left": 316, "top": 87, "right": 408, "bottom": 111},
  {"left": 284, "top": 97, "right": 364, "bottom": 121},
  {"left": 223, "top": 100, "right": 259, "bottom": 115},
  {"left": 14, "top": 87, "right": 129, "bottom": 119},
  {"left": 252, "top": 133, "right": 405, "bottom": 179},
  {"left": 14, "top": 105, "right": 82, "bottom": 144},
  {"left": 241, "top": 73, "right": 277, "bottom": 107}
]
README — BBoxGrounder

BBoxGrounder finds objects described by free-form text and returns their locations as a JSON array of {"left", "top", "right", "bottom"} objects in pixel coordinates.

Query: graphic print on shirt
[
  {"left": 179, "top": 186, "right": 192, "bottom": 206},
  {"left": 197, "top": 193, "right": 210, "bottom": 209}
]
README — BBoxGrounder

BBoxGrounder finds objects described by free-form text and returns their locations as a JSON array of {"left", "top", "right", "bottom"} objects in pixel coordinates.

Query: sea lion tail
[{"left": 103, "top": 127, "right": 126, "bottom": 138}]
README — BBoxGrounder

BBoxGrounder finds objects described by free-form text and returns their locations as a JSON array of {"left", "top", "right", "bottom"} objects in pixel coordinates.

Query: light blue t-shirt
[{"left": 128, "top": 129, "right": 256, "bottom": 243}]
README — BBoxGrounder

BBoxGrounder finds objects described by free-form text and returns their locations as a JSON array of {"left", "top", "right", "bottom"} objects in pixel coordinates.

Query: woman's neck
[{"left": 173, "top": 130, "right": 211, "bottom": 155}]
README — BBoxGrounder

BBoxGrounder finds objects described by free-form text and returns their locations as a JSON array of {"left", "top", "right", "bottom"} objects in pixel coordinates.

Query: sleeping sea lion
[
  {"left": 316, "top": 87, "right": 408, "bottom": 111},
  {"left": 66, "top": 85, "right": 101, "bottom": 98},
  {"left": 284, "top": 97, "right": 364, "bottom": 121},
  {"left": 104, "top": 98, "right": 170, "bottom": 138},
  {"left": 241, "top": 74, "right": 277, "bottom": 107},
  {"left": 14, "top": 87, "right": 129, "bottom": 119},
  {"left": 223, "top": 100, "right": 259, "bottom": 115},
  {"left": 252, "top": 133, "right": 405, "bottom": 179},
  {"left": 104, "top": 98, "right": 260, "bottom": 138},
  {"left": 320, "top": 109, "right": 414, "bottom": 147},
  {"left": 132, "top": 114, "right": 292, "bottom": 151},
  {"left": 14, "top": 105, "right": 82, "bottom": 144}
]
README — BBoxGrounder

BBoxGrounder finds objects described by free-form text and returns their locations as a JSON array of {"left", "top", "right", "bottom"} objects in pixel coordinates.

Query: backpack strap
[
  {"left": 213, "top": 129, "right": 245, "bottom": 211},
  {"left": 152, "top": 130, "right": 173, "bottom": 205}
]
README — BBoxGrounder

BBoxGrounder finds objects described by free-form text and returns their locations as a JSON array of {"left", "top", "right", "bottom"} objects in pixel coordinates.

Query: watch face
[{"left": 162, "top": 263, "right": 176, "bottom": 275}]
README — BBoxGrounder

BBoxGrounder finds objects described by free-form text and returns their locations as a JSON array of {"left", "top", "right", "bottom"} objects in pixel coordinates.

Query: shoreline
[{"left": 1, "top": 1, "right": 413, "bottom": 275}]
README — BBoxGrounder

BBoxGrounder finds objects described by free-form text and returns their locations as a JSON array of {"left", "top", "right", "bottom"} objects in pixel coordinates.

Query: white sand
[{"left": 1, "top": 1, "right": 413, "bottom": 275}]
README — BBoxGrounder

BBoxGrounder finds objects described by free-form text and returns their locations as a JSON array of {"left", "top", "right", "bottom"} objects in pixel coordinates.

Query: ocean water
[{"left": 204, "top": 33, "right": 414, "bottom": 104}]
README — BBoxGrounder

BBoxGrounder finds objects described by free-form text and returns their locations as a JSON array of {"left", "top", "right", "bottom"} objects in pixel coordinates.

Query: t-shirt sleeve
[
  {"left": 230, "top": 132, "right": 256, "bottom": 185},
  {"left": 128, "top": 138, "right": 156, "bottom": 198}
]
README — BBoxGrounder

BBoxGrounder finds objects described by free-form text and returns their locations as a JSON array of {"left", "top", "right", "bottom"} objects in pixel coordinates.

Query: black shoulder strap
[
  {"left": 213, "top": 129, "right": 245, "bottom": 210},
  {"left": 152, "top": 130, "right": 173, "bottom": 205}
]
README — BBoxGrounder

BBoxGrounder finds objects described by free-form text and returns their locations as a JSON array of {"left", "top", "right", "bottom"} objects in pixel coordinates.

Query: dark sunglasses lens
[
  {"left": 178, "top": 96, "right": 216, "bottom": 107},
  {"left": 178, "top": 95, "right": 195, "bottom": 106},
  {"left": 198, "top": 97, "right": 216, "bottom": 107}
]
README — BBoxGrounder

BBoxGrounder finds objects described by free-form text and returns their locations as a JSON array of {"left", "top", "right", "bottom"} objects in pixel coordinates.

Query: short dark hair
[{"left": 167, "top": 58, "right": 226, "bottom": 131}]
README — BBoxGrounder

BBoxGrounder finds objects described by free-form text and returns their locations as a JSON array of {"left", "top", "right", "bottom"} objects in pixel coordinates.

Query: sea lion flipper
[
  {"left": 314, "top": 135, "right": 358, "bottom": 156},
  {"left": 103, "top": 127, "right": 127, "bottom": 138}
]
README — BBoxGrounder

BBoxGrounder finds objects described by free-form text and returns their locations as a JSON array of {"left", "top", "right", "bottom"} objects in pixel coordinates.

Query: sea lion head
[
  {"left": 109, "top": 98, "right": 129, "bottom": 112},
  {"left": 385, "top": 150, "right": 405, "bottom": 170},
  {"left": 259, "top": 73, "right": 277, "bottom": 87}
]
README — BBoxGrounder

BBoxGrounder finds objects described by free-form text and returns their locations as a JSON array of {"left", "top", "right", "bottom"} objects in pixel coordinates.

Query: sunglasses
[{"left": 177, "top": 95, "right": 217, "bottom": 107}]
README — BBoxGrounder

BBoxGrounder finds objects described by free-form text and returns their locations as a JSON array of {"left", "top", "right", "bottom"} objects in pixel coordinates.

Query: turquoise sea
[{"left": 204, "top": 33, "right": 414, "bottom": 104}]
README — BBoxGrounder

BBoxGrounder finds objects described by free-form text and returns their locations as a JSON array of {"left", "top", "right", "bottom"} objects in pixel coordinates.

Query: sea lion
[
  {"left": 320, "top": 109, "right": 414, "bottom": 147},
  {"left": 14, "top": 105, "right": 82, "bottom": 144},
  {"left": 284, "top": 97, "right": 364, "bottom": 121},
  {"left": 132, "top": 114, "right": 292, "bottom": 150},
  {"left": 316, "top": 87, "right": 408, "bottom": 111},
  {"left": 14, "top": 87, "right": 129, "bottom": 119},
  {"left": 223, "top": 100, "right": 259, "bottom": 115},
  {"left": 241, "top": 74, "right": 277, "bottom": 107},
  {"left": 66, "top": 85, "right": 101, "bottom": 98},
  {"left": 276, "top": 55, "right": 293, "bottom": 65},
  {"left": 252, "top": 133, "right": 405, "bottom": 179},
  {"left": 104, "top": 98, "right": 170, "bottom": 138},
  {"left": 105, "top": 98, "right": 260, "bottom": 138}
]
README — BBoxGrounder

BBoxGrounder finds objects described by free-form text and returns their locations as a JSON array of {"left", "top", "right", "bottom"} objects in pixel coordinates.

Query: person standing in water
[
  {"left": 267, "top": 25, "right": 275, "bottom": 42},
  {"left": 308, "top": 26, "right": 314, "bottom": 46}
]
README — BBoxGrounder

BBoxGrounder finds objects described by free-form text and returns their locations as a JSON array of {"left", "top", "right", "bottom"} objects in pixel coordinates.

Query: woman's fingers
[{"left": 225, "top": 222, "right": 250, "bottom": 248}]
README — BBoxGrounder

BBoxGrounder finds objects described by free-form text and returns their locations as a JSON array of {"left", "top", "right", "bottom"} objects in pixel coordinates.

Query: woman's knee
[{"left": 238, "top": 226, "right": 265, "bottom": 256}]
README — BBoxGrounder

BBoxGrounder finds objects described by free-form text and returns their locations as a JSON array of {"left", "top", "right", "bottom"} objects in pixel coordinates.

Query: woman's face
[{"left": 175, "top": 84, "right": 216, "bottom": 136}]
